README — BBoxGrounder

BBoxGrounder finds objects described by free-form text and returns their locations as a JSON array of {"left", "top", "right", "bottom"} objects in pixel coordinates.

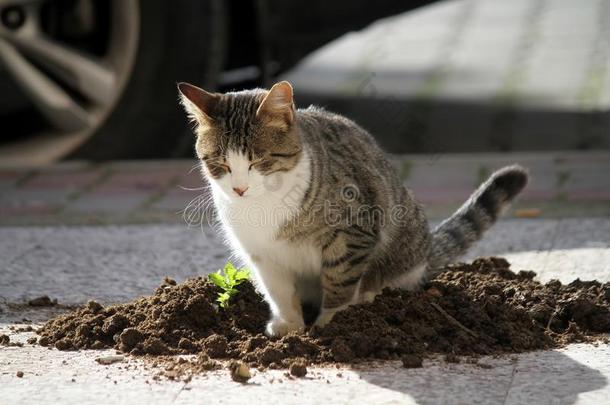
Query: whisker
[
  {"left": 178, "top": 171, "right": 211, "bottom": 191},
  {"left": 181, "top": 193, "right": 210, "bottom": 227},
  {"left": 187, "top": 161, "right": 203, "bottom": 174},
  {"left": 179, "top": 185, "right": 209, "bottom": 191}
]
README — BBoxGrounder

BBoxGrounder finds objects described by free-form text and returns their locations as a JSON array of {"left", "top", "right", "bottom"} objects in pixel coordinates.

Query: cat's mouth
[
  {"left": 232, "top": 187, "right": 249, "bottom": 197},
  {"left": 226, "top": 192, "right": 254, "bottom": 202}
]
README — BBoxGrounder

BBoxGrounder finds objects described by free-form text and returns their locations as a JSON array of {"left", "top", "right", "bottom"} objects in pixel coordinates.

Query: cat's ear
[
  {"left": 256, "top": 81, "right": 295, "bottom": 129},
  {"left": 177, "top": 82, "right": 218, "bottom": 125}
]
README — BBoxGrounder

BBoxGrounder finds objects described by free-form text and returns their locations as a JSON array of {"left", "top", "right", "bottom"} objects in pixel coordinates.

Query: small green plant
[{"left": 208, "top": 262, "right": 251, "bottom": 308}]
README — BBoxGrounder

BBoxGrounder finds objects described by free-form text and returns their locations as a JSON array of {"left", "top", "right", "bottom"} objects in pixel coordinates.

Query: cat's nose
[{"left": 232, "top": 186, "right": 249, "bottom": 196}]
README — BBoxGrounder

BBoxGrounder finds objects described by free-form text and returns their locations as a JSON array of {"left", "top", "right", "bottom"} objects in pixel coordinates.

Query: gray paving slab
[
  {"left": 2, "top": 152, "right": 609, "bottom": 226},
  {"left": 464, "top": 218, "right": 610, "bottom": 283},
  {"left": 504, "top": 345, "right": 610, "bottom": 405},
  {"left": 0, "top": 225, "right": 226, "bottom": 305},
  {"left": 0, "top": 342, "right": 184, "bottom": 405},
  {"left": 173, "top": 356, "right": 519, "bottom": 405},
  {"left": 282, "top": 0, "right": 610, "bottom": 151},
  {"left": 284, "top": 0, "right": 610, "bottom": 109},
  {"left": 65, "top": 194, "right": 151, "bottom": 214},
  {"left": 1, "top": 217, "right": 609, "bottom": 404},
  {"left": 535, "top": 219, "right": 610, "bottom": 282},
  {"left": 1, "top": 327, "right": 608, "bottom": 405},
  {"left": 0, "top": 189, "right": 71, "bottom": 213},
  {"left": 1, "top": 217, "right": 609, "bottom": 306}
]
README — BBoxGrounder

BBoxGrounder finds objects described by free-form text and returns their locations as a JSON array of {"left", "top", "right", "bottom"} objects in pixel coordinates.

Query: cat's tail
[{"left": 426, "top": 165, "right": 528, "bottom": 272}]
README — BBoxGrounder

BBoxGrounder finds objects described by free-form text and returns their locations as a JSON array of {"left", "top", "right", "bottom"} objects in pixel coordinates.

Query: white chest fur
[{"left": 209, "top": 149, "right": 321, "bottom": 277}]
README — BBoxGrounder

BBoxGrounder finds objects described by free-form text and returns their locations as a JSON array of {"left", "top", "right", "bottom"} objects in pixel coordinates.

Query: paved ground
[
  {"left": 1, "top": 151, "right": 609, "bottom": 225},
  {"left": 0, "top": 218, "right": 608, "bottom": 306},
  {"left": 2, "top": 340, "right": 609, "bottom": 405},
  {"left": 284, "top": 0, "right": 610, "bottom": 152},
  {"left": 1, "top": 218, "right": 609, "bottom": 405},
  {"left": 1, "top": 152, "right": 609, "bottom": 404}
]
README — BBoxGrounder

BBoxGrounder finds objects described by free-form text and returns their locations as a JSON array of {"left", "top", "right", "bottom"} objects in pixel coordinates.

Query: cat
[{"left": 178, "top": 80, "right": 528, "bottom": 337}]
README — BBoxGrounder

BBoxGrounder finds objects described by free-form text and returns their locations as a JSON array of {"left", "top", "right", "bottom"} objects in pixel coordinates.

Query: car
[{"left": 0, "top": 0, "right": 432, "bottom": 166}]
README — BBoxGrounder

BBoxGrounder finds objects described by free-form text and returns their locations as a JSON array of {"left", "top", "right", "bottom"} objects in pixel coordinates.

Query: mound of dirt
[
  {"left": 37, "top": 258, "right": 610, "bottom": 379},
  {"left": 27, "top": 296, "right": 57, "bottom": 307}
]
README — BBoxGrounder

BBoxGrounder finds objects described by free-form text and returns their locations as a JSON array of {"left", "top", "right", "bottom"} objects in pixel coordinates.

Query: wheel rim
[{"left": 0, "top": 0, "right": 139, "bottom": 166}]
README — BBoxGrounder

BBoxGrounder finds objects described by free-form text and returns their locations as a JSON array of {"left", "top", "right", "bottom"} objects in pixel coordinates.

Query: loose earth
[{"left": 36, "top": 257, "right": 610, "bottom": 381}]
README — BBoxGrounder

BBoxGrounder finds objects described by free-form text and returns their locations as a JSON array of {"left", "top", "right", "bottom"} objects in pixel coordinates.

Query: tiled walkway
[
  {"left": 284, "top": 0, "right": 610, "bottom": 152},
  {"left": 1, "top": 152, "right": 609, "bottom": 404},
  {"left": 1, "top": 151, "right": 609, "bottom": 225}
]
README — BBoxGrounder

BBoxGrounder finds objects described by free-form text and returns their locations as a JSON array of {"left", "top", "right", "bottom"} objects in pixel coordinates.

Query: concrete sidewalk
[
  {"left": 283, "top": 0, "right": 610, "bottom": 152},
  {"left": 1, "top": 153, "right": 609, "bottom": 404},
  {"left": 0, "top": 218, "right": 608, "bottom": 305},
  {"left": 2, "top": 340, "right": 608, "bottom": 405},
  {"left": 1, "top": 151, "right": 610, "bottom": 226},
  {"left": 1, "top": 217, "right": 609, "bottom": 404}
]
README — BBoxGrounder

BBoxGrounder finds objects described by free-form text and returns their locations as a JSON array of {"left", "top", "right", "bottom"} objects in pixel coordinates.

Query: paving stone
[
  {"left": 534, "top": 218, "right": 610, "bottom": 282},
  {"left": 0, "top": 342, "right": 184, "bottom": 405},
  {"left": 0, "top": 225, "right": 227, "bottom": 304},
  {"left": 283, "top": 0, "right": 610, "bottom": 151},
  {"left": 65, "top": 194, "right": 151, "bottom": 215},
  {"left": 21, "top": 167, "right": 103, "bottom": 191},
  {"left": 1, "top": 217, "right": 608, "bottom": 306},
  {"left": 2, "top": 152, "right": 608, "bottom": 223},
  {"left": 173, "top": 357, "right": 515, "bottom": 404},
  {"left": 1, "top": 209, "right": 609, "bottom": 403},
  {"left": 396, "top": 151, "right": 610, "bottom": 203},
  {"left": 92, "top": 169, "right": 180, "bottom": 193},
  {"left": 0, "top": 169, "right": 31, "bottom": 191},
  {"left": 1, "top": 328, "right": 608, "bottom": 405},
  {"left": 0, "top": 168, "right": 102, "bottom": 217},
  {"left": 504, "top": 345, "right": 610, "bottom": 405},
  {"left": 284, "top": 0, "right": 609, "bottom": 110},
  {"left": 463, "top": 218, "right": 560, "bottom": 267},
  {"left": 464, "top": 218, "right": 610, "bottom": 284},
  {"left": 151, "top": 189, "right": 206, "bottom": 214},
  {"left": 62, "top": 165, "right": 190, "bottom": 215},
  {"left": 0, "top": 189, "right": 71, "bottom": 217},
  {"left": 150, "top": 170, "right": 209, "bottom": 213},
  {"left": 522, "top": 48, "right": 591, "bottom": 108}
]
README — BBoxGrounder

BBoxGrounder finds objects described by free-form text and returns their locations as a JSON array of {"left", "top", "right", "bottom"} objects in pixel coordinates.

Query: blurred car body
[
  {"left": 0, "top": 0, "right": 431, "bottom": 165},
  {"left": 283, "top": 0, "right": 610, "bottom": 153}
]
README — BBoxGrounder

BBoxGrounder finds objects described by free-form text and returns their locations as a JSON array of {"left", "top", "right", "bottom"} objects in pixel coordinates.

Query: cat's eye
[
  {"left": 248, "top": 159, "right": 264, "bottom": 171},
  {"left": 220, "top": 163, "right": 231, "bottom": 173}
]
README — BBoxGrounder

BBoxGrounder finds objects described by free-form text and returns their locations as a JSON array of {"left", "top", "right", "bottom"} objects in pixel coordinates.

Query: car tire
[{"left": 71, "top": 0, "right": 226, "bottom": 160}]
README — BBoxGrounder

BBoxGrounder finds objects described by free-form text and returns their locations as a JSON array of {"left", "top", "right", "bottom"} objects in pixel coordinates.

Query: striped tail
[{"left": 427, "top": 165, "right": 528, "bottom": 271}]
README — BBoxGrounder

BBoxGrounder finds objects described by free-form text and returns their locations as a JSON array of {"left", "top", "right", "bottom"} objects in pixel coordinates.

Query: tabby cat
[{"left": 178, "top": 81, "right": 528, "bottom": 337}]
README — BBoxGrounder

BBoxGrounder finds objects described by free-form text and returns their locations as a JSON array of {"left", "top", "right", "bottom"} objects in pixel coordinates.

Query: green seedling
[{"left": 208, "top": 262, "right": 251, "bottom": 308}]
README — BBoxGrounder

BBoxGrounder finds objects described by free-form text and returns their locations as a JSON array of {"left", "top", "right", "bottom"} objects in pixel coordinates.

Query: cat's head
[{"left": 178, "top": 81, "right": 302, "bottom": 200}]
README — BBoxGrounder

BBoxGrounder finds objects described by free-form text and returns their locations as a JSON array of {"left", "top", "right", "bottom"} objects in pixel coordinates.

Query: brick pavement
[{"left": 1, "top": 151, "right": 609, "bottom": 225}]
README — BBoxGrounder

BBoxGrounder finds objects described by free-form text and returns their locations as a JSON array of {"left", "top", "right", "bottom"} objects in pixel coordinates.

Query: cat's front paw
[
  {"left": 265, "top": 316, "right": 305, "bottom": 337},
  {"left": 313, "top": 310, "right": 337, "bottom": 329}
]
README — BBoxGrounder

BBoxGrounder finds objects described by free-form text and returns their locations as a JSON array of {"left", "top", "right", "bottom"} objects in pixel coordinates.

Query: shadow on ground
[{"left": 358, "top": 350, "right": 607, "bottom": 405}]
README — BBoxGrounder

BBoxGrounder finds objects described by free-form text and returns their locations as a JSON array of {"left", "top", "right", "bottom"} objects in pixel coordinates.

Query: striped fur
[
  {"left": 427, "top": 165, "right": 528, "bottom": 272},
  {"left": 178, "top": 81, "right": 528, "bottom": 336}
]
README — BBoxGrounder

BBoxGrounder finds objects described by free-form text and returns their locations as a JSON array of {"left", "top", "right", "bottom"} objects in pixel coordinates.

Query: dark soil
[
  {"left": 229, "top": 360, "right": 252, "bottom": 382},
  {"left": 1, "top": 334, "right": 23, "bottom": 347},
  {"left": 289, "top": 359, "right": 308, "bottom": 377},
  {"left": 27, "top": 296, "right": 57, "bottom": 307},
  {"left": 37, "top": 257, "right": 610, "bottom": 380},
  {"left": 401, "top": 354, "right": 423, "bottom": 368}
]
